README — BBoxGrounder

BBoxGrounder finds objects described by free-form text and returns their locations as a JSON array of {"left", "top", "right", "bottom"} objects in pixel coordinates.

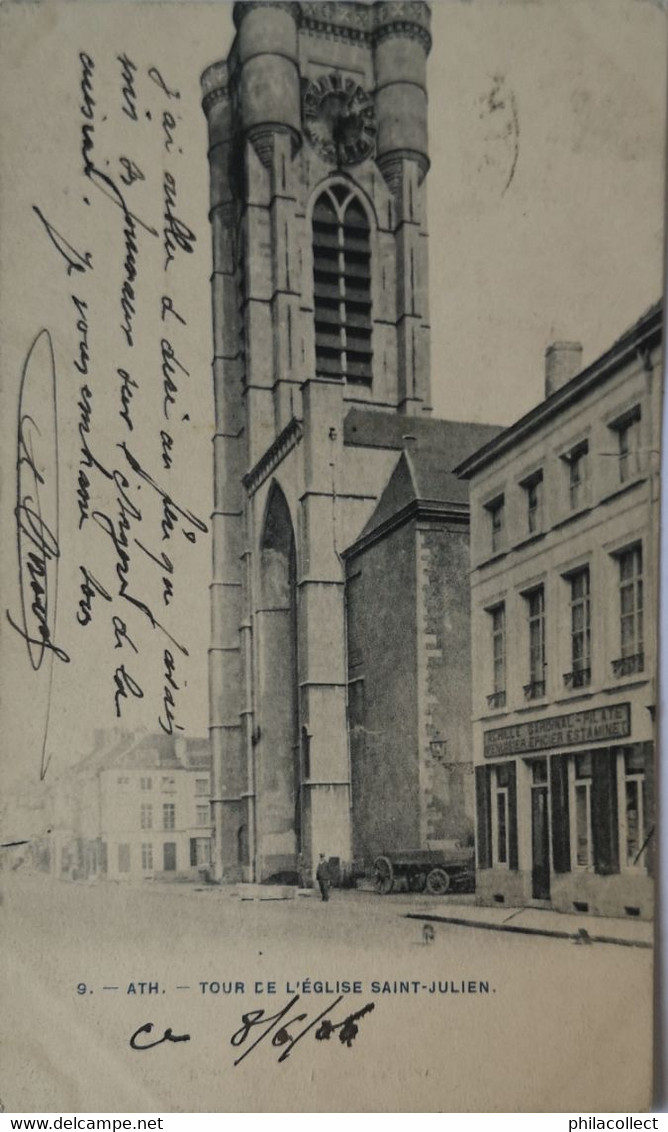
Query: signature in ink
[
  {"left": 6, "top": 329, "right": 69, "bottom": 778},
  {"left": 230, "top": 995, "right": 376, "bottom": 1065},
  {"left": 129, "top": 1023, "right": 190, "bottom": 1051}
]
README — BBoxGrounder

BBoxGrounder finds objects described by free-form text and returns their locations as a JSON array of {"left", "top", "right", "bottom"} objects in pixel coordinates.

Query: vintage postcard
[{"left": 0, "top": 0, "right": 664, "bottom": 1114}]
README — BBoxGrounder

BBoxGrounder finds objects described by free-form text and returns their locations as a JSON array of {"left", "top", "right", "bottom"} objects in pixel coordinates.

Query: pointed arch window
[{"left": 312, "top": 185, "right": 372, "bottom": 383}]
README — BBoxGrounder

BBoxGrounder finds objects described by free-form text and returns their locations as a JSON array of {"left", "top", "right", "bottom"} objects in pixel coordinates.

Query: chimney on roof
[{"left": 545, "top": 341, "right": 583, "bottom": 398}]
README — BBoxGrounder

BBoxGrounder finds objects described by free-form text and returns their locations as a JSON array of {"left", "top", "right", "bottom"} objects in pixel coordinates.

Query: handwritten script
[
  {"left": 7, "top": 49, "right": 207, "bottom": 776},
  {"left": 128, "top": 996, "right": 377, "bottom": 1065}
]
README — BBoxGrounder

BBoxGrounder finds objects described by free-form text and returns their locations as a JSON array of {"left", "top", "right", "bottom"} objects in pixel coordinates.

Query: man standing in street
[{"left": 316, "top": 853, "right": 330, "bottom": 902}]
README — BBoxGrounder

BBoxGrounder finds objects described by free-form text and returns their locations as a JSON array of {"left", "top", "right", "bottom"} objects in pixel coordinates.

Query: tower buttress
[{"left": 202, "top": 1, "right": 434, "bottom": 883}]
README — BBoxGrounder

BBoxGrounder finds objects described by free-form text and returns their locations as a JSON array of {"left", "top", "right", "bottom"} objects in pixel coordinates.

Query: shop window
[
  {"left": 495, "top": 778, "right": 509, "bottom": 865},
  {"left": 491, "top": 763, "right": 517, "bottom": 869},
  {"left": 550, "top": 757, "right": 571, "bottom": 873},
  {"left": 163, "top": 803, "right": 176, "bottom": 831},
  {"left": 572, "top": 754, "right": 592, "bottom": 868},
  {"left": 485, "top": 495, "right": 505, "bottom": 555},
  {"left": 487, "top": 603, "right": 506, "bottom": 708},
  {"left": 571, "top": 752, "right": 620, "bottom": 875},
  {"left": 523, "top": 585, "right": 546, "bottom": 699},
  {"left": 531, "top": 760, "right": 548, "bottom": 785},
  {"left": 475, "top": 766, "right": 492, "bottom": 870},
  {"left": 140, "top": 804, "right": 153, "bottom": 830},
  {"left": 612, "top": 545, "right": 643, "bottom": 677},
  {"left": 622, "top": 747, "right": 647, "bottom": 869},
  {"left": 141, "top": 843, "right": 153, "bottom": 871},
  {"left": 565, "top": 567, "right": 591, "bottom": 688},
  {"left": 313, "top": 187, "right": 372, "bottom": 384}
]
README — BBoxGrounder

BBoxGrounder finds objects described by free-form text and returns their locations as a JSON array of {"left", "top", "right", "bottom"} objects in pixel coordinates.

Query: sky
[{"left": 0, "top": 0, "right": 665, "bottom": 805}]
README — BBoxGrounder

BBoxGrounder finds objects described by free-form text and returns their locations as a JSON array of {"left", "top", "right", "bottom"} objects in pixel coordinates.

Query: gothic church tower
[{"left": 202, "top": 1, "right": 432, "bottom": 881}]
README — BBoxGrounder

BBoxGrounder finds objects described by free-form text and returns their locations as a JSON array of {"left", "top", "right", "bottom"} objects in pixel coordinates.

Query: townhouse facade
[
  {"left": 456, "top": 303, "right": 661, "bottom": 920},
  {"left": 46, "top": 732, "right": 212, "bottom": 883},
  {"left": 100, "top": 735, "right": 212, "bottom": 882}
]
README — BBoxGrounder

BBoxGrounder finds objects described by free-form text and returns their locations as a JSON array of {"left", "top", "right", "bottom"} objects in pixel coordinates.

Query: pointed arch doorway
[{"left": 255, "top": 482, "right": 302, "bottom": 879}]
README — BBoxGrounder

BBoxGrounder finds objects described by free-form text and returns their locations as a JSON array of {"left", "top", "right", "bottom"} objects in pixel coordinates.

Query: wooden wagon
[{"left": 373, "top": 847, "right": 474, "bottom": 896}]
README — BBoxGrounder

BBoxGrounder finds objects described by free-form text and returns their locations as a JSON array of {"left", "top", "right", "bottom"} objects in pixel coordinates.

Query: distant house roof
[
  {"left": 112, "top": 734, "right": 211, "bottom": 772},
  {"left": 57, "top": 732, "right": 212, "bottom": 777},
  {"left": 455, "top": 300, "right": 662, "bottom": 480},
  {"left": 343, "top": 412, "right": 503, "bottom": 555}
]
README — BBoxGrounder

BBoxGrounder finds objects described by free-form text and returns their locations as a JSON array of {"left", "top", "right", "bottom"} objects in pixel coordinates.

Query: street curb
[{"left": 405, "top": 912, "right": 653, "bottom": 949}]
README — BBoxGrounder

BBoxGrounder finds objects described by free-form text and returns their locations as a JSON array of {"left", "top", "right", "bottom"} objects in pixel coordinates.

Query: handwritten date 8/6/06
[{"left": 129, "top": 995, "right": 375, "bottom": 1065}]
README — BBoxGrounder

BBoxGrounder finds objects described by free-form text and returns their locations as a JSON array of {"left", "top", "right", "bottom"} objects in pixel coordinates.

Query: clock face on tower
[{"left": 302, "top": 73, "right": 377, "bottom": 166}]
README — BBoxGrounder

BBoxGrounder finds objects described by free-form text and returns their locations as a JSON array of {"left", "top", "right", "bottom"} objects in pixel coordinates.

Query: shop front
[{"left": 475, "top": 703, "right": 654, "bottom": 919}]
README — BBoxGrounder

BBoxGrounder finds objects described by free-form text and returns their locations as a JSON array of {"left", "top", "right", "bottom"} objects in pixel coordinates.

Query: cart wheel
[
  {"left": 374, "top": 855, "right": 394, "bottom": 895},
  {"left": 408, "top": 871, "right": 427, "bottom": 893},
  {"left": 426, "top": 867, "right": 450, "bottom": 896}
]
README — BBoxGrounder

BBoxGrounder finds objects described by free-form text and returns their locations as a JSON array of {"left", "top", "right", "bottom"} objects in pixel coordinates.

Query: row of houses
[
  {"left": 8, "top": 302, "right": 659, "bottom": 921},
  {"left": 44, "top": 732, "right": 212, "bottom": 883},
  {"left": 455, "top": 302, "right": 660, "bottom": 920}
]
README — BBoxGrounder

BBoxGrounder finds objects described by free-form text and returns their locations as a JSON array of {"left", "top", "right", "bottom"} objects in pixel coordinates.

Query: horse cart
[{"left": 373, "top": 846, "right": 474, "bottom": 896}]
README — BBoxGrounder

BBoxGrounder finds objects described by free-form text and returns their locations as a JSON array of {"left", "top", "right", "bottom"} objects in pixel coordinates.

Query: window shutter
[
  {"left": 313, "top": 189, "right": 372, "bottom": 383},
  {"left": 550, "top": 756, "right": 571, "bottom": 873},
  {"left": 506, "top": 761, "right": 519, "bottom": 870},
  {"left": 591, "top": 750, "right": 619, "bottom": 875},
  {"left": 475, "top": 765, "right": 492, "bottom": 868},
  {"left": 190, "top": 838, "right": 197, "bottom": 868},
  {"left": 643, "top": 741, "right": 656, "bottom": 877}
]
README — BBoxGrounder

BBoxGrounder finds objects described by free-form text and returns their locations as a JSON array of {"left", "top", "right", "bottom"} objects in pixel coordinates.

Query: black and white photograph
[{"left": 0, "top": 0, "right": 664, "bottom": 1114}]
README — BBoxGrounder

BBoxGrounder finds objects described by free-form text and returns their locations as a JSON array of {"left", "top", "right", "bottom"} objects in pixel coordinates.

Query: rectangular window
[
  {"left": 613, "top": 545, "right": 644, "bottom": 676},
  {"left": 141, "top": 843, "right": 153, "bottom": 871},
  {"left": 493, "top": 763, "right": 512, "bottom": 867},
  {"left": 118, "top": 843, "right": 130, "bottom": 872},
  {"left": 196, "top": 804, "right": 209, "bottom": 827},
  {"left": 524, "top": 586, "right": 546, "bottom": 699},
  {"left": 523, "top": 471, "right": 543, "bottom": 535},
  {"left": 573, "top": 754, "right": 592, "bottom": 868},
  {"left": 196, "top": 838, "right": 211, "bottom": 866},
  {"left": 140, "top": 777, "right": 152, "bottom": 791},
  {"left": 487, "top": 604, "right": 506, "bottom": 708},
  {"left": 496, "top": 789, "right": 508, "bottom": 864},
  {"left": 195, "top": 778, "right": 209, "bottom": 796},
  {"left": 163, "top": 803, "right": 176, "bottom": 831},
  {"left": 116, "top": 776, "right": 130, "bottom": 787},
  {"left": 566, "top": 442, "right": 589, "bottom": 511},
  {"left": 567, "top": 568, "right": 591, "bottom": 688},
  {"left": 612, "top": 409, "right": 641, "bottom": 483},
  {"left": 623, "top": 748, "right": 647, "bottom": 869},
  {"left": 485, "top": 496, "right": 505, "bottom": 555},
  {"left": 140, "top": 804, "right": 153, "bottom": 830},
  {"left": 531, "top": 759, "right": 548, "bottom": 785}
]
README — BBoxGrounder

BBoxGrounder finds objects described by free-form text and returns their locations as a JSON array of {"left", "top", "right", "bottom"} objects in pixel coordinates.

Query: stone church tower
[{"left": 201, "top": 1, "right": 437, "bottom": 882}]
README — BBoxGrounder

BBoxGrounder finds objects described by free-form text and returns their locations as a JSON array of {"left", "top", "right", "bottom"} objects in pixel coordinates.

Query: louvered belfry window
[{"left": 312, "top": 186, "right": 372, "bottom": 383}]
